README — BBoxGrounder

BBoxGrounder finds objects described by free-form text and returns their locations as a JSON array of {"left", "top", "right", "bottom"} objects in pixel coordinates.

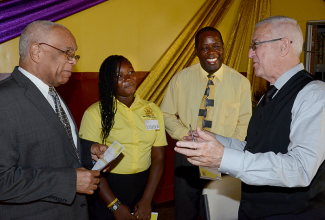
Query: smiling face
[
  {"left": 195, "top": 31, "right": 224, "bottom": 75},
  {"left": 38, "top": 27, "right": 78, "bottom": 87},
  {"left": 116, "top": 58, "right": 137, "bottom": 99}
]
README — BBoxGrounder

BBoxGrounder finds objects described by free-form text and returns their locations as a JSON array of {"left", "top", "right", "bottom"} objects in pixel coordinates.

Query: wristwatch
[{"left": 108, "top": 199, "right": 121, "bottom": 212}]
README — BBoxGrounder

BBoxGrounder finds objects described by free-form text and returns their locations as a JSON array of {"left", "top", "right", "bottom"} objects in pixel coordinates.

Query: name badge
[{"left": 145, "top": 120, "right": 160, "bottom": 130}]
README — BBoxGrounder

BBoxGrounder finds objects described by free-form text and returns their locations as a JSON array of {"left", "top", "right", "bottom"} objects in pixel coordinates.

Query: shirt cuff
[
  {"left": 218, "top": 147, "right": 244, "bottom": 176},
  {"left": 215, "top": 134, "right": 230, "bottom": 147}
]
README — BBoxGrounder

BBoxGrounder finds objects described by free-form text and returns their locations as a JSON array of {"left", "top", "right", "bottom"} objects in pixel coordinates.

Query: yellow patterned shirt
[{"left": 79, "top": 93, "right": 167, "bottom": 174}]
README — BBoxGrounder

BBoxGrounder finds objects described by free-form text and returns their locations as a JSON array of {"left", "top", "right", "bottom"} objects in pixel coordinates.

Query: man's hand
[
  {"left": 91, "top": 143, "right": 108, "bottom": 161},
  {"left": 76, "top": 167, "right": 100, "bottom": 194},
  {"left": 175, "top": 127, "right": 224, "bottom": 168}
]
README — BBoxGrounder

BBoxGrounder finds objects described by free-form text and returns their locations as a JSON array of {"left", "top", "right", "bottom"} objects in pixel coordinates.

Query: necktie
[
  {"left": 262, "top": 85, "right": 278, "bottom": 106},
  {"left": 48, "top": 87, "right": 80, "bottom": 162},
  {"left": 197, "top": 75, "right": 215, "bottom": 131}
]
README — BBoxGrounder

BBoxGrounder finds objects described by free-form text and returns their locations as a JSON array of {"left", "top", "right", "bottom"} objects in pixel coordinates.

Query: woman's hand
[
  {"left": 133, "top": 199, "right": 152, "bottom": 220},
  {"left": 113, "top": 204, "right": 137, "bottom": 220}
]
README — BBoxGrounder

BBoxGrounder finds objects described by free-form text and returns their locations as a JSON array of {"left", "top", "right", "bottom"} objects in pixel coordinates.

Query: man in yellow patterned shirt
[{"left": 160, "top": 27, "right": 252, "bottom": 220}]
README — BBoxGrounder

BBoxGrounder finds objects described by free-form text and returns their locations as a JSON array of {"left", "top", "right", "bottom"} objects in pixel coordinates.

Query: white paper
[
  {"left": 199, "top": 166, "right": 222, "bottom": 180},
  {"left": 92, "top": 141, "right": 125, "bottom": 171}
]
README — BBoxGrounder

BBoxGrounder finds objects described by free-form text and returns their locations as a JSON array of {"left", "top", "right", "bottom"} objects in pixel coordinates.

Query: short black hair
[{"left": 195, "top": 26, "right": 223, "bottom": 48}]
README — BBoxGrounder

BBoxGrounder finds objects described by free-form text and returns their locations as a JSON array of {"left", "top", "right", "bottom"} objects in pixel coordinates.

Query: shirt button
[
  {"left": 247, "top": 148, "right": 251, "bottom": 151},
  {"left": 80, "top": 203, "right": 87, "bottom": 208},
  {"left": 255, "top": 131, "right": 258, "bottom": 135},
  {"left": 259, "top": 114, "right": 262, "bottom": 118}
]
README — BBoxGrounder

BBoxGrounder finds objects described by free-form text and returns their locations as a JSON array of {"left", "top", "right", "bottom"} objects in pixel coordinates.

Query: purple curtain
[{"left": 0, "top": 0, "right": 107, "bottom": 44}]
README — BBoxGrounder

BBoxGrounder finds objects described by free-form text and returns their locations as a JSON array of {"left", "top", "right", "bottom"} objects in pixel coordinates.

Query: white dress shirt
[{"left": 18, "top": 67, "right": 77, "bottom": 148}]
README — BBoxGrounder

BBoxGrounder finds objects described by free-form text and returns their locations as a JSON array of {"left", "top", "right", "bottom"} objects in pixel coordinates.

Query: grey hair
[
  {"left": 256, "top": 16, "right": 303, "bottom": 57},
  {"left": 19, "top": 20, "right": 67, "bottom": 61}
]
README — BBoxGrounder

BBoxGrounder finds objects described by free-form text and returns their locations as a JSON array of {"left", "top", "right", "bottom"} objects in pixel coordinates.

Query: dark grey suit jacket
[{"left": 0, "top": 67, "right": 93, "bottom": 220}]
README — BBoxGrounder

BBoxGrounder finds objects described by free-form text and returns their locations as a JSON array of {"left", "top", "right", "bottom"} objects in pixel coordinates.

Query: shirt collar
[
  {"left": 18, "top": 66, "right": 50, "bottom": 98},
  {"left": 116, "top": 92, "right": 145, "bottom": 108},
  {"left": 199, "top": 64, "right": 224, "bottom": 83},
  {"left": 273, "top": 63, "right": 304, "bottom": 90}
]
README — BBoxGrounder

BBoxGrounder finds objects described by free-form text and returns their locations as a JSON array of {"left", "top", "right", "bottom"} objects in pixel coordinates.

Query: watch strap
[{"left": 108, "top": 199, "right": 121, "bottom": 212}]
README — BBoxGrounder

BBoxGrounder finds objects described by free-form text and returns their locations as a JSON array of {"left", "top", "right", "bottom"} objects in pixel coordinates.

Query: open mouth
[{"left": 207, "top": 58, "right": 218, "bottom": 65}]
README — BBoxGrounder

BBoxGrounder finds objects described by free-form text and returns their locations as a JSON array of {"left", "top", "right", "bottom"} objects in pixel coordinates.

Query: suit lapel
[{"left": 12, "top": 68, "right": 81, "bottom": 164}]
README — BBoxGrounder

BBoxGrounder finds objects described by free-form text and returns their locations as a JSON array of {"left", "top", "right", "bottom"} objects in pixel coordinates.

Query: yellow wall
[
  {"left": 0, "top": 0, "right": 241, "bottom": 73},
  {"left": 271, "top": 0, "right": 325, "bottom": 64},
  {"left": 238, "top": 0, "right": 325, "bottom": 72},
  {"left": 0, "top": 0, "right": 204, "bottom": 72},
  {"left": 2, "top": 0, "right": 323, "bottom": 74}
]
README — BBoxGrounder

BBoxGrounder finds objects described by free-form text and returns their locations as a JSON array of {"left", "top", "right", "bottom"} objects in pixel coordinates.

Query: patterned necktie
[
  {"left": 48, "top": 87, "right": 80, "bottom": 162},
  {"left": 197, "top": 75, "right": 215, "bottom": 131},
  {"left": 262, "top": 85, "right": 278, "bottom": 106}
]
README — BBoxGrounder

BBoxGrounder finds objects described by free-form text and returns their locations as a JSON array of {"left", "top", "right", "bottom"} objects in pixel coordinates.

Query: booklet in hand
[
  {"left": 92, "top": 141, "right": 125, "bottom": 171},
  {"left": 199, "top": 166, "right": 222, "bottom": 180}
]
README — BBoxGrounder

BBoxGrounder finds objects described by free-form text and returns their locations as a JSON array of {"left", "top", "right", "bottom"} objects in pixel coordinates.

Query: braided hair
[{"left": 98, "top": 55, "right": 127, "bottom": 144}]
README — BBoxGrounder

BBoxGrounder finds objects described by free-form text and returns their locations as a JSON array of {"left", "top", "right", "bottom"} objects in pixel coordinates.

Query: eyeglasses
[
  {"left": 39, "top": 43, "right": 80, "bottom": 62},
  {"left": 250, "top": 38, "right": 293, "bottom": 51}
]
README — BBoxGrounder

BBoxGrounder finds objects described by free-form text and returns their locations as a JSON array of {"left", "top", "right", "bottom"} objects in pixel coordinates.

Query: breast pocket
[{"left": 220, "top": 102, "right": 240, "bottom": 126}]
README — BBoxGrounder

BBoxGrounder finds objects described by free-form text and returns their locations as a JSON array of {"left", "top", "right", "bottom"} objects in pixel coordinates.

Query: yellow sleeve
[
  {"left": 152, "top": 105, "right": 168, "bottom": 147},
  {"left": 160, "top": 75, "right": 189, "bottom": 141},
  {"left": 79, "top": 104, "right": 102, "bottom": 144},
  {"left": 231, "top": 78, "right": 252, "bottom": 141}
]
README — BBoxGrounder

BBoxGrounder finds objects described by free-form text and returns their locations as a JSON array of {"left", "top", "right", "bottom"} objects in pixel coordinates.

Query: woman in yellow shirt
[{"left": 79, "top": 55, "right": 167, "bottom": 220}]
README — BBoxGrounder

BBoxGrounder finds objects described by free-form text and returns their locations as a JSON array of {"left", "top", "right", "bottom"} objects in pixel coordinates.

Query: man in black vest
[{"left": 174, "top": 16, "right": 325, "bottom": 220}]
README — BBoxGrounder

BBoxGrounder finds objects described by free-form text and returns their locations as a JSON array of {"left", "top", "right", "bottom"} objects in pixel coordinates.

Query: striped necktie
[
  {"left": 48, "top": 87, "right": 80, "bottom": 162},
  {"left": 197, "top": 75, "right": 215, "bottom": 131}
]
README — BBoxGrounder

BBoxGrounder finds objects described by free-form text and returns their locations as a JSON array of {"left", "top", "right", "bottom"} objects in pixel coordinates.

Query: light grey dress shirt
[{"left": 217, "top": 63, "right": 325, "bottom": 187}]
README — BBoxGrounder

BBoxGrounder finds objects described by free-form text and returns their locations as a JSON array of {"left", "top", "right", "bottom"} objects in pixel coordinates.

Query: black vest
[{"left": 241, "top": 70, "right": 325, "bottom": 219}]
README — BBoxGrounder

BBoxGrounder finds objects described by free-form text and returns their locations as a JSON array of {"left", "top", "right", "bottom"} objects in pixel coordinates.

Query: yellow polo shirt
[
  {"left": 79, "top": 93, "right": 167, "bottom": 174},
  {"left": 160, "top": 63, "right": 252, "bottom": 141}
]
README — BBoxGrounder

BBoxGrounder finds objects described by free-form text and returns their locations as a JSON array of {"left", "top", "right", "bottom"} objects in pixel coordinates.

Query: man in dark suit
[
  {"left": 175, "top": 16, "right": 325, "bottom": 219},
  {"left": 0, "top": 20, "right": 106, "bottom": 220}
]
